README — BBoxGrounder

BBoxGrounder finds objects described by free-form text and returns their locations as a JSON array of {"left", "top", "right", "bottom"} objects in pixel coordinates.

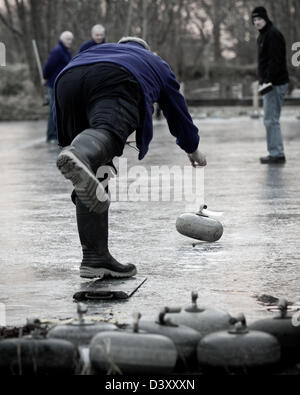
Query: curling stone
[
  {"left": 197, "top": 314, "right": 281, "bottom": 374},
  {"left": 165, "top": 291, "right": 234, "bottom": 336},
  {"left": 136, "top": 307, "right": 201, "bottom": 371},
  {"left": 249, "top": 298, "right": 300, "bottom": 367},
  {"left": 47, "top": 303, "right": 117, "bottom": 347},
  {"left": 0, "top": 321, "right": 79, "bottom": 375},
  {"left": 90, "top": 313, "right": 177, "bottom": 375},
  {"left": 176, "top": 205, "right": 223, "bottom": 242}
]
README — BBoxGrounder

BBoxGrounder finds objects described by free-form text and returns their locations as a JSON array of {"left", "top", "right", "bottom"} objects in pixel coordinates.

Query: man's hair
[
  {"left": 60, "top": 31, "right": 74, "bottom": 41},
  {"left": 91, "top": 24, "right": 105, "bottom": 35},
  {"left": 118, "top": 36, "right": 150, "bottom": 50}
]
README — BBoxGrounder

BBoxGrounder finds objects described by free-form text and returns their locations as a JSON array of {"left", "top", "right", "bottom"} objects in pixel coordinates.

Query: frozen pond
[{"left": 0, "top": 116, "right": 299, "bottom": 326}]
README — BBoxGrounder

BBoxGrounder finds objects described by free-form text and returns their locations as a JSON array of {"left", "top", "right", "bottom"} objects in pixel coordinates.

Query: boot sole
[
  {"left": 80, "top": 266, "right": 137, "bottom": 279},
  {"left": 56, "top": 150, "right": 110, "bottom": 214}
]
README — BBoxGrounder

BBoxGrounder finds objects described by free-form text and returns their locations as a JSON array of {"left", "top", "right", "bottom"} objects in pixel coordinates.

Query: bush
[
  {"left": 0, "top": 64, "right": 28, "bottom": 96},
  {"left": 0, "top": 64, "right": 48, "bottom": 120}
]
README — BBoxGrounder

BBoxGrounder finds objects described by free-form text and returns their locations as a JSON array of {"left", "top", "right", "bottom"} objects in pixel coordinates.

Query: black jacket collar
[{"left": 259, "top": 21, "right": 272, "bottom": 35}]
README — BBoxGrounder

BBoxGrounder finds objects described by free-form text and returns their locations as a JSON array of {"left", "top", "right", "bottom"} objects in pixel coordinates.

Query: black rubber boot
[
  {"left": 56, "top": 129, "right": 121, "bottom": 214},
  {"left": 76, "top": 196, "right": 137, "bottom": 279}
]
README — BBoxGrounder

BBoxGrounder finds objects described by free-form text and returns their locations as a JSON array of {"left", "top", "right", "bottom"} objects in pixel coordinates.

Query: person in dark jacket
[
  {"left": 252, "top": 7, "right": 289, "bottom": 164},
  {"left": 42, "top": 31, "right": 73, "bottom": 142},
  {"left": 78, "top": 24, "right": 106, "bottom": 53},
  {"left": 54, "top": 37, "right": 206, "bottom": 280}
]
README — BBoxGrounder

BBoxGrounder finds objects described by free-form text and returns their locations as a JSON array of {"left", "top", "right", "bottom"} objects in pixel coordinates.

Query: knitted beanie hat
[{"left": 251, "top": 6, "right": 271, "bottom": 24}]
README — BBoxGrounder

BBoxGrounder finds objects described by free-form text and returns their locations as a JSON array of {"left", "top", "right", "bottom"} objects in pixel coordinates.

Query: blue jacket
[
  {"left": 54, "top": 42, "right": 199, "bottom": 160},
  {"left": 43, "top": 41, "right": 72, "bottom": 88},
  {"left": 78, "top": 39, "right": 106, "bottom": 53}
]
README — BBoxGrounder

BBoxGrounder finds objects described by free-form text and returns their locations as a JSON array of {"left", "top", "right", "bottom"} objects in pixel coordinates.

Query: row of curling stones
[
  {"left": 52, "top": 295, "right": 232, "bottom": 374},
  {"left": 0, "top": 319, "right": 80, "bottom": 375},
  {"left": 89, "top": 293, "right": 299, "bottom": 375},
  {"left": 2, "top": 296, "right": 298, "bottom": 375},
  {"left": 176, "top": 205, "right": 223, "bottom": 242},
  {"left": 89, "top": 292, "right": 236, "bottom": 375}
]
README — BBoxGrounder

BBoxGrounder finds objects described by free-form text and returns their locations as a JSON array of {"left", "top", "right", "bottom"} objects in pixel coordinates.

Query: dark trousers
[
  {"left": 55, "top": 62, "right": 142, "bottom": 151},
  {"left": 46, "top": 87, "right": 57, "bottom": 141}
]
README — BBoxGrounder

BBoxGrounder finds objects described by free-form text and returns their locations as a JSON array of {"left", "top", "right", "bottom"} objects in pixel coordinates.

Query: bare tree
[{"left": 0, "top": 0, "right": 298, "bottom": 90}]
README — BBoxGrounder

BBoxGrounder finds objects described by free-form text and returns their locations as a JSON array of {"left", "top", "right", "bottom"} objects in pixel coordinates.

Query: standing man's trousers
[{"left": 263, "top": 83, "right": 288, "bottom": 158}]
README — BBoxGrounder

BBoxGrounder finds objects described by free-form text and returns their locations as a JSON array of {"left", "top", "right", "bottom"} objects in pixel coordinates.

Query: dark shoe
[
  {"left": 76, "top": 196, "right": 137, "bottom": 279},
  {"left": 260, "top": 155, "right": 286, "bottom": 164},
  {"left": 80, "top": 248, "right": 137, "bottom": 279}
]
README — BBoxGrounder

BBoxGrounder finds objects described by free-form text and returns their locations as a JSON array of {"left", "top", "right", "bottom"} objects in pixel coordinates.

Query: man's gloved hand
[
  {"left": 258, "top": 82, "right": 273, "bottom": 95},
  {"left": 187, "top": 148, "right": 207, "bottom": 167}
]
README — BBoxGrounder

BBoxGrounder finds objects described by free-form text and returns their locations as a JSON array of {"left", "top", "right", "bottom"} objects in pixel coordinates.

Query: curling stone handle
[
  {"left": 228, "top": 313, "right": 249, "bottom": 334},
  {"left": 235, "top": 313, "right": 247, "bottom": 327},
  {"left": 133, "top": 312, "right": 142, "bottom": 333},
  {"left": 77, "top": 303, "right": 88, "bottom": 324},
  {"left": 191, "top": 291, "right": 199, "bottom": 306},
  {"left": 158, "top": 307, "right": 181, "bottom": 325},
  {"left": 197, "top": 204, "right": 208, "bottom": 217},
  {"left": 26, "top": 317, "right": 42, "bottom": 338},
  {"left": 278, "top": 298, "right": 288, "bottom": 318},
  {"left": 26, "top": 317, "right": 41, "bottom": 329}
]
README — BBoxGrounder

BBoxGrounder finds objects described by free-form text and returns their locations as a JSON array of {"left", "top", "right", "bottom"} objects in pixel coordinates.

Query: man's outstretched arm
[{"left": 158, "top": 71, "right": 206, "bottom": 167}]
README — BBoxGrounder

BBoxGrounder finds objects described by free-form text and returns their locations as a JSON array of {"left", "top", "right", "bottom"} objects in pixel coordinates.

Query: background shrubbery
[{"left": 0, "top": 64, "right": 48, "bottom": 121}]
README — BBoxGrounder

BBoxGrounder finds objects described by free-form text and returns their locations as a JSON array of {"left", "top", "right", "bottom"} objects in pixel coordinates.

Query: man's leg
[
  {"left": 68, "top": 126, "right": 138, "bottom": 279},
  {"left": 75, "top": 194, "right": 136, "bottom": 279},
  {"left": 261, "top": 83, "right": 288, "bottom": 163},
  {"left": 46, "top": 87, "right": 57, "bottom": 142},
  {"left": 56, "top": 65, "right": 141, "bottom": 278},
  {"left": 62, "top": 128, "right": 136, "bottom": 279}
]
